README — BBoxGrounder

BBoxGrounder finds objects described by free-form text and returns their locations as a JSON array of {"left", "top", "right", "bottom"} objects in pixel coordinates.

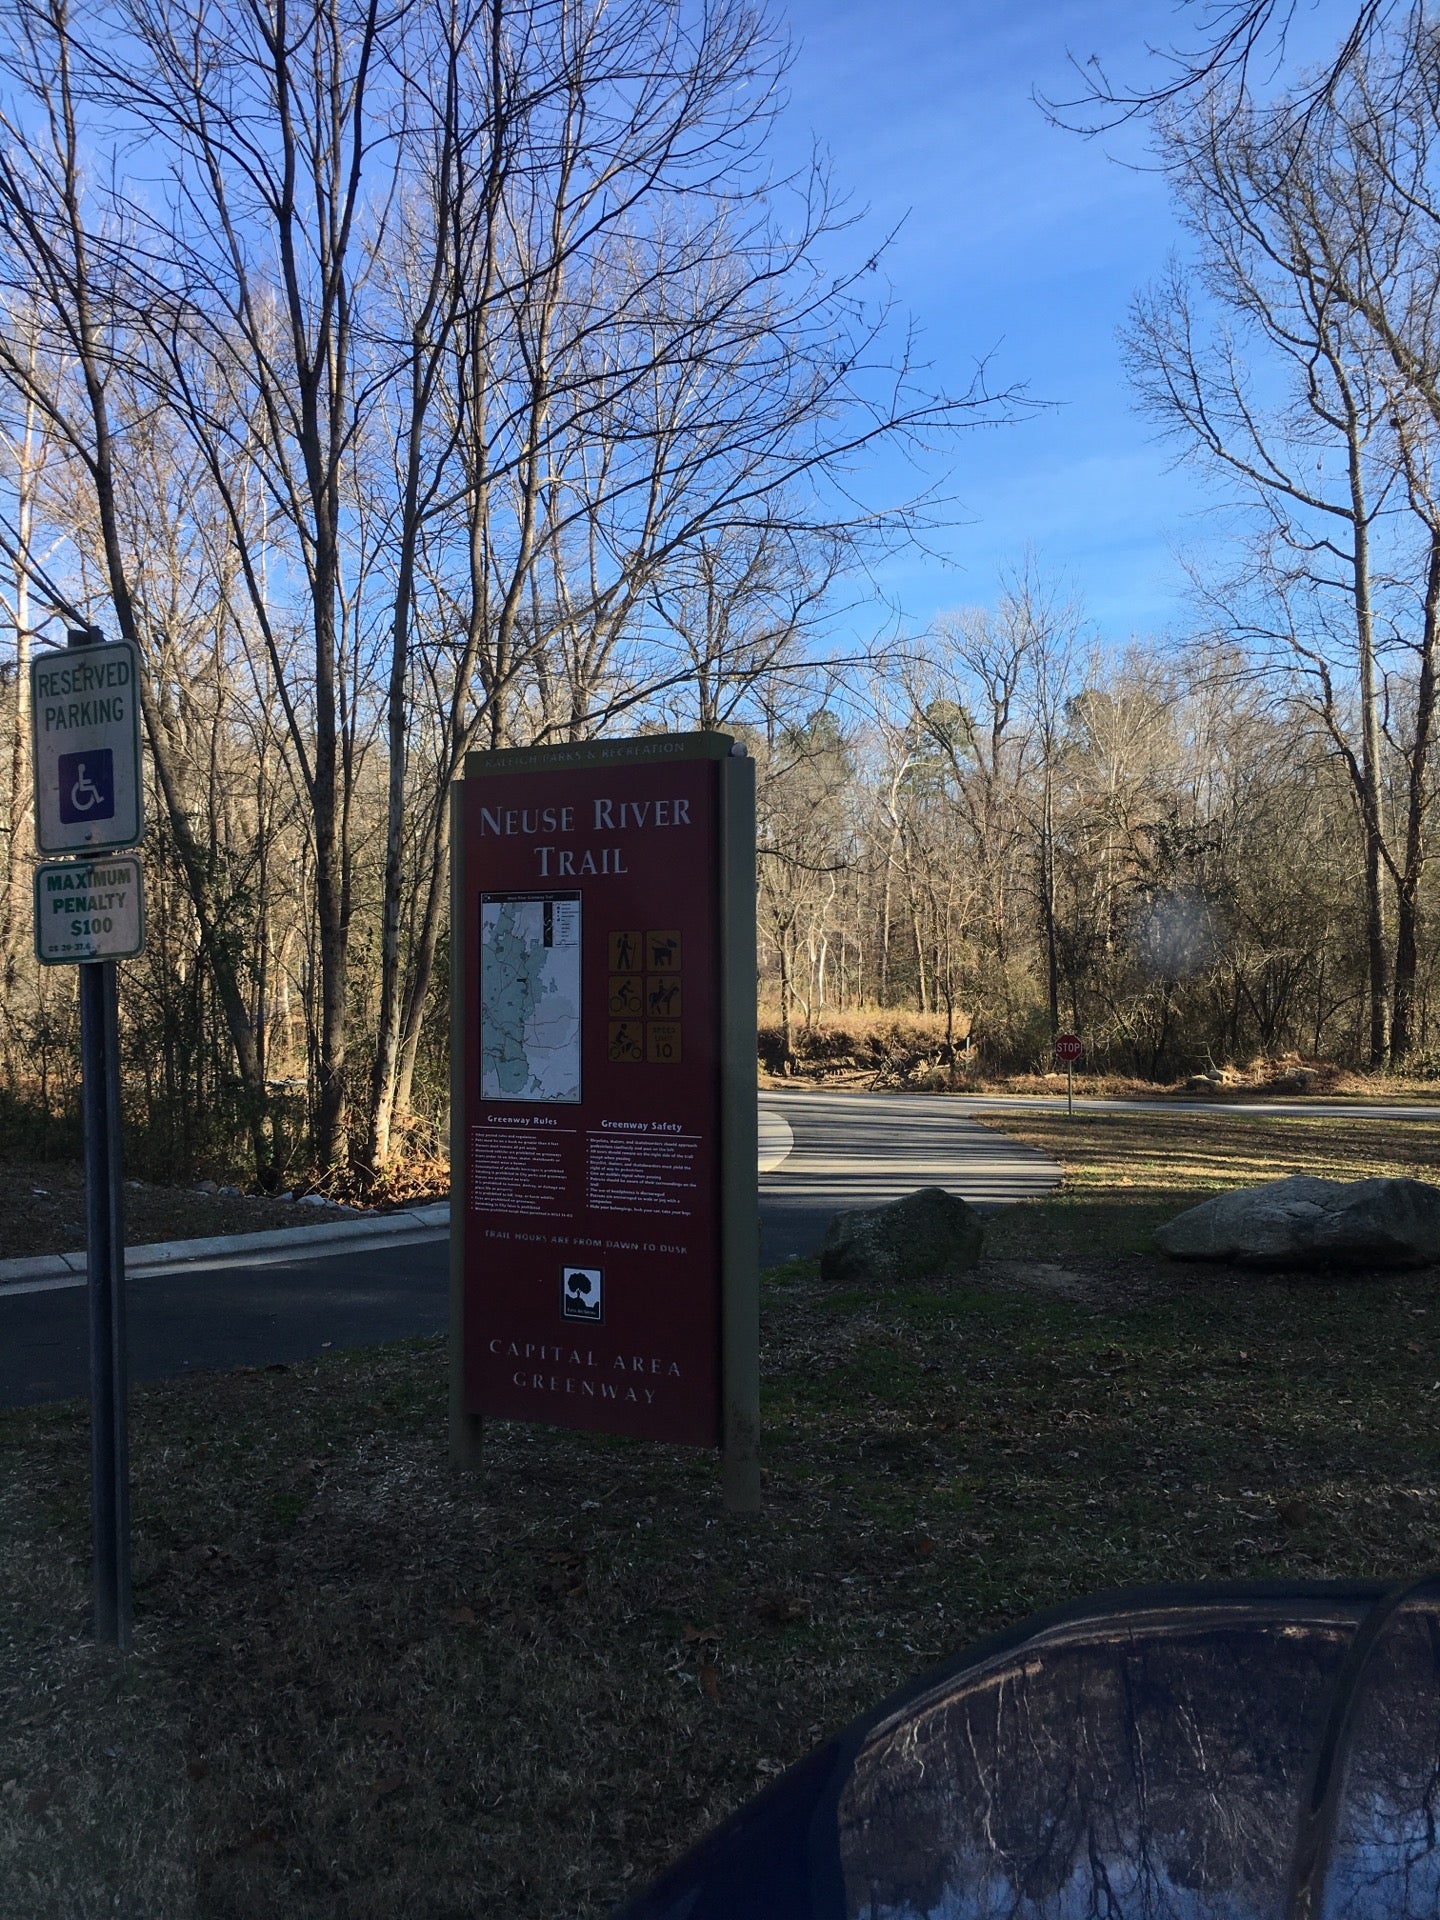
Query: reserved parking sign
[{"left": 30, "top": 638, "right": 144, "bottom": 854}]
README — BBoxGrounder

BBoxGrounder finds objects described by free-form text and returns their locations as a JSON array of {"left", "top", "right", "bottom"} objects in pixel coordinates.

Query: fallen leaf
[
  {"left": 446, "top": 1605, "right": 478, "bottom": 1626},
  {"left": 682, "top": 1621, "right": 722, "bottom": 1644},
  {"left": 697, "top": 1661, "right": 721, "bottom": 1702}
]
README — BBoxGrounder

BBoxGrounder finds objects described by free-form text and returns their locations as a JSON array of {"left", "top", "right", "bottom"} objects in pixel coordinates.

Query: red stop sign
[{"left": 1054, "top": 1032, "right": 1082, "bottom": 1063}]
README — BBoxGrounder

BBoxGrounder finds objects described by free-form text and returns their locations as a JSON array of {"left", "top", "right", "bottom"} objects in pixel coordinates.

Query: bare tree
[
  {"left": 1040, "top": 0, "right": 1400, "bottom": 131},
  {"left": 1120, "top": 66, "right": 1440, "bottom": 1061},
  {"left": 0, "top": 0, "right": 1026, "bottom": 1180},
  {"left": 0, "top": 0, "right": 282, "bottom": 1159}
]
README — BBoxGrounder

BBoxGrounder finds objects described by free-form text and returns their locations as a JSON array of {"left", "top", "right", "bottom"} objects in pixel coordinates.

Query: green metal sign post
[{"left": 30, "top": 625, "right": 145, "bottom": 1650}]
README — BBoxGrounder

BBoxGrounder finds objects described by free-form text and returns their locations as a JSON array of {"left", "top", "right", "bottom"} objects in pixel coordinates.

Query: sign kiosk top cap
[{"left": 464, "top": 729, "right": 739, "bottom": 780}]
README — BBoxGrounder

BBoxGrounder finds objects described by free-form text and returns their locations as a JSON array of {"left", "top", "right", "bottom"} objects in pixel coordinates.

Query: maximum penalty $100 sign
[{"left": 33, "top": 854, "right": 145, "bottom": 964}]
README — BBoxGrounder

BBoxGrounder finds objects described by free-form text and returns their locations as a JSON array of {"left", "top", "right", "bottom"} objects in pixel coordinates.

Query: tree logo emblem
[{"left": 561, "top": 1266, "right": 603, "bottom": 1322}]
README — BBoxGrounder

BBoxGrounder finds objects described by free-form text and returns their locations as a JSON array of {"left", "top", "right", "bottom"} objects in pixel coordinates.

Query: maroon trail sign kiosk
[{"left": 449, "top": 732, "right": 759, "bottom": 1510}]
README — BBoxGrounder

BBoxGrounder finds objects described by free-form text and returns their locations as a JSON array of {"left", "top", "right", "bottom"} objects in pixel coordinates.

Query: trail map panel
[
  {"left": 480, "top": 892, "right": 581, "bottom": 1102},
  {"left": 458, "top": 743, "right": 728, "bottom": 1448}
]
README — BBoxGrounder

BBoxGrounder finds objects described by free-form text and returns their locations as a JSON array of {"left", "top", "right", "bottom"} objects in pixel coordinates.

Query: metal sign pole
[
  {"left": 60, "top": 622, "right": 132, "bottom": 1651},
  {"left": 80, "top": 952, "right": 131, "bottom": 1648}
]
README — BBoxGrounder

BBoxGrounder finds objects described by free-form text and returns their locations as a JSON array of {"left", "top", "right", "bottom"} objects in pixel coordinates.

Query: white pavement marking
[
  {"left": 940, "top": 1094, "right": 1440, "bottom": 1120},
  {"left": 758, "top": 1104, "right": 794, "bottom": 1172},
  {"left": 760, "top": 1088, "right": 1063, "bottom": 1201}
]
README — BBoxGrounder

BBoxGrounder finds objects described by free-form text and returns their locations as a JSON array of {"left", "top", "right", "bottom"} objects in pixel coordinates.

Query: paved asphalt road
[
  {"left": 0, "top": 1091, "right": 1059, "bottom": 1408},
  {"left": 755, "top": 1089, "right": 1059, "bottom": 1263}
]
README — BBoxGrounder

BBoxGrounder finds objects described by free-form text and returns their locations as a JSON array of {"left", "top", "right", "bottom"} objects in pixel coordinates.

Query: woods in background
[
  {"left": 753, "top": 593, "right": 1375, "bottom": 1081},
  {"left": 0, "top": 0, "right": 1005, "bottom": 1184},
  {"left": 755, "top": 11, "right": 1440, "bottom": 1086},
  {"left": 5, "top": 1, "right": 1440, "bottom": 1182}
]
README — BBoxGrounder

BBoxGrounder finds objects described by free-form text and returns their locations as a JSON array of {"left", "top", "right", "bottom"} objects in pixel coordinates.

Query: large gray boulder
[
  {"left": 1154, "top": 1174, "right": 1440, "bottom": 1269},
  {"left": 821, "top": 1185, "right": 984, "bottom": 1286}
]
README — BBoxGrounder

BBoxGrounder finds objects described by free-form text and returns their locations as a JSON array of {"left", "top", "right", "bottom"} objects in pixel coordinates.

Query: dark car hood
[{"left": 610, "top": 1574, "right": 1440, "bottom": 1920}]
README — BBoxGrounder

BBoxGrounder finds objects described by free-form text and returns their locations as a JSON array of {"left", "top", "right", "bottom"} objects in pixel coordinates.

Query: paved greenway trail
[
  {"left": 9, "top": 1087, "right": 1433, "bottom": 1409},
  {"left": 0, "top": 1092, "right": 1061, "bottom": 1408},
  {"left": 755, "top": 1089, "right": 1060, "bottom": 1265}
]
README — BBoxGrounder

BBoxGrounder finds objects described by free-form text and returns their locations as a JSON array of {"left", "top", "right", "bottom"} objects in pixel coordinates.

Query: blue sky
[{"left": 771, "top": 0, "right": 1351, "bottom": 647}]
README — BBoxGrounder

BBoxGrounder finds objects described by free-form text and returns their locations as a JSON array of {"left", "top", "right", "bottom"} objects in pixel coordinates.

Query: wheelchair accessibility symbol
[{"left": 58, "top": 749, "right": 116, "bottom": 825}]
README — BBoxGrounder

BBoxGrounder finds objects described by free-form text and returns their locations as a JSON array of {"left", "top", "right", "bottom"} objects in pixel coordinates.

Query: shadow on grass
[{"left": 3, "top": 1215, "right": 1439, "bottom": 1916}]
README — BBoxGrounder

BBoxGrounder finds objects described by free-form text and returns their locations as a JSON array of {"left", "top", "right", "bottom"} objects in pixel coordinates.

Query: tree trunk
[
  {"left": 0, "top": 381, "right": 38, "bottom": 997},
  {"left": 363, "top": 371, "right": 429, "bottom": 1175},
  {"left": 777, "top": 931, "right": 795, "bottom": 1071},
  {"left": 1352, "top": 471, "right": 1392, "bottom": 1066},
  {"left": 1039, "top": 766, "right": 1060, "bottom": 1035},
  {"left": 1392, "top": 534, "right": 1440, "bottom": 1059}
]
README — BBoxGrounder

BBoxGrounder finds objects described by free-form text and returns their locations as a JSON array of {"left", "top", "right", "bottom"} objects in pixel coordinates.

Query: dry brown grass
[
  {"left": 755, "top": 1005, "right": 1440, "bottom": 1100},
  {"left": 983, "top": 1107, "right": 1440, "bottom": 1207},
  {"left": 757, "top": 1006, "right": 968, "bottom": 1078},
  {"left": 0, "top": 1162, "right": 366, "bottom": 1262},
  {"left": 6, "top": 1136, "right": 1440, "bottom": 1920},
  {"left": 972, "top": 1108, "right": 1440, "bottom": 1284}
]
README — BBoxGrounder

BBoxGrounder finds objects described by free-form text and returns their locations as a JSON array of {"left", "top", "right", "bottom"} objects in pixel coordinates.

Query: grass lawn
[
  {"left": 3, "top": 1109, "right": 1440, "bottom": 1917},
  {"left": 977, "top": 1106, "right": 1440, "bottom": 1267}
]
